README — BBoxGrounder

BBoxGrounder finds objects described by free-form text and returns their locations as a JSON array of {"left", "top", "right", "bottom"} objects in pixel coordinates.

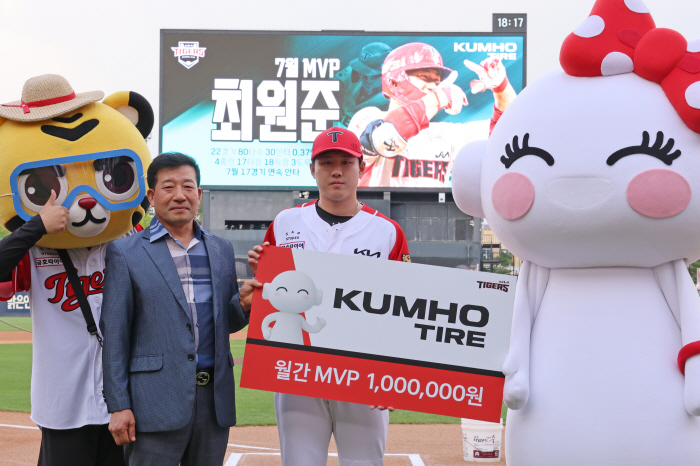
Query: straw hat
[{"left": 0, "top": 74, "right": 104, "bottom": 122}]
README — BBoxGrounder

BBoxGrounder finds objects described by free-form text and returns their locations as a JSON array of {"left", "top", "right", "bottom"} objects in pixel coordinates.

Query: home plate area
[
  {"left": 222, "top": 425, "right": 423, "bottom": 466},
  {"left": 224, "top": 452, "right": 424, "bottom": 466},
  {"left": 0, "top": 412, "right": 507, "bottom": 465},
  {"left": 221, "top": 423, "right": 507, "bottom": 465}
]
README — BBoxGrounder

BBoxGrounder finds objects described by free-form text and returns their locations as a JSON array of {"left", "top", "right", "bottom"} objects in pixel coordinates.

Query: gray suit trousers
[{"left": 124, "top": 383, "right": 229, "bottom": 466}]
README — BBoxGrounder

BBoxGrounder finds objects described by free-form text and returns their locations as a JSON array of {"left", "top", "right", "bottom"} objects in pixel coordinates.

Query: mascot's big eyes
[
  {"left": 94, "top": 157, "right": 138, "bottom": 201},
  {"left": 18, "top": 166, "right": 68, "bottom": 213}
]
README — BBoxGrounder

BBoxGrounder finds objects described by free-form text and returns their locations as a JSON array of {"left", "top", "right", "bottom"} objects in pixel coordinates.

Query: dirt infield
[
  {"left": 0, "top": 330, "right": 249, "bottom": 345},
  {"left": 0, "top": 411, "right": 506, "bottom": 466},
  {"left": 0, "top": 332, "right": 32, "bottom": 344}
]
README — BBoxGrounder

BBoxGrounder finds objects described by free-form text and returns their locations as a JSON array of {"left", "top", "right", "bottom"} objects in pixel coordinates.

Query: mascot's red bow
[{"left": 560, "top": 0, "right": 700, "bottom": 133}]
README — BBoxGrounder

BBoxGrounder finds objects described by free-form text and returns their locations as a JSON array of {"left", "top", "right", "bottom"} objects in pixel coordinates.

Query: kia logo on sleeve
[{"left": 354, "top": 248, "right": 381, "bottom": 258}]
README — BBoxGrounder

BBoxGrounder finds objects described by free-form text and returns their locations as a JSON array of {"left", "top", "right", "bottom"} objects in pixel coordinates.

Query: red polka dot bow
[{"left": 560, "top": 0, "right": 700, "bottom": 133}]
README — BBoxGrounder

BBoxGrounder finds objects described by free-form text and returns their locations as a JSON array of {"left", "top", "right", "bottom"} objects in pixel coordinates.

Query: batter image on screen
[
  {"left": 349, "top": 42, "right": 517, "bottom": 188},
  {"left": 261, "top": 270, "right": 325, "bottom": 345},
  {"left": 337, "top": 42, "right": 392, "bottom": 126}
]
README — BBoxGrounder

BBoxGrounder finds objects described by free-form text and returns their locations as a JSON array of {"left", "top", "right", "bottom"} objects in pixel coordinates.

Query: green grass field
[
  {"left": 0, "top": 339, "right": 504, "bottom": 424},
  {"left": 0, "top": 343, "right": 32, "bottom": 412},
  {"left": 0, "top": 316, "right": 32, "bottom": 332}
]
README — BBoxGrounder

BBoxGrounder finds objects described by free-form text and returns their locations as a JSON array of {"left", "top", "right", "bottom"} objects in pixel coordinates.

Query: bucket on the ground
[{"left": 461, "top": 418, "right": 503, "bottom": 462}]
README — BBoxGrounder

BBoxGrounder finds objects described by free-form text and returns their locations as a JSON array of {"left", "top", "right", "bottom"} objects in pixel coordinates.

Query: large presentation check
[{"left": 240, "top": 246, "right": 516, "bottom": 421}]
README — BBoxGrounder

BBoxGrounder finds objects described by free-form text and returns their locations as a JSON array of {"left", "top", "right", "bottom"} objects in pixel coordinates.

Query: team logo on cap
[
  {"left": 327, "top": 130, "right": 343, "bottom": 143},
  {"left": 171, "top": 41, "right": 207, "bottom": 69}
]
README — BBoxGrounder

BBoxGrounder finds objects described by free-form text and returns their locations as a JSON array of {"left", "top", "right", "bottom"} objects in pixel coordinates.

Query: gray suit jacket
[{"left": 100, "top": 226, "right": 248, "bottom": 432}]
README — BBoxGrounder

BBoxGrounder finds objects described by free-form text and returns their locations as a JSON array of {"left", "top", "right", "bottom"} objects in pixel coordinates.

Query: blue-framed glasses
[{"left": 10, "top": 149, "right": 146, "bottom": 221}]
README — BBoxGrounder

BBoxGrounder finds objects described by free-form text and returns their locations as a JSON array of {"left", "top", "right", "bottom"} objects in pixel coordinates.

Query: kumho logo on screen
[{"left": 453, "top": 42, "right": 518, "bottom": 61}]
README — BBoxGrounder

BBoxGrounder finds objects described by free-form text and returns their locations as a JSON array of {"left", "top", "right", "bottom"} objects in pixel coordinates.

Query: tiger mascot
[{"left": 0, "top": 74, "right": 152, "bottom": 466}]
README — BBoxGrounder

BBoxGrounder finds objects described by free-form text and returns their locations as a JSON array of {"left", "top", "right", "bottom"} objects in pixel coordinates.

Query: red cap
[{"left": 311, "top": 127, "right": 363, "bottom": 159}]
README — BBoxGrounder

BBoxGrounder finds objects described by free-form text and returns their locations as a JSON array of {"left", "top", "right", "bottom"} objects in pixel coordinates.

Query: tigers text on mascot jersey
[{"left": 0, "top": 74, "right": 153, "bottom": 466}]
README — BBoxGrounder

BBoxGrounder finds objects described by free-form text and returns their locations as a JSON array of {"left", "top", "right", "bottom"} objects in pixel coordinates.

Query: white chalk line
[
  {"left": 227, "top": 443, "right": 279, "bottom": 451},
  {"left": 225, "top": 454, "right": 244, "bottom": 464},
  {"left": 0, "top": 423, "right": 39, "bottom": 430},
  {"left": 406, "top": 454, "right": 426, "bottom": 466},
  {"left": 224, "top": 451, "right": 425, "bottom": 466}
]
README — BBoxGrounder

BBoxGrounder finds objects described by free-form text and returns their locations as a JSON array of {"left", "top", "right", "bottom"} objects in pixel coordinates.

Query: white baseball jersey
[
  {"left": 264, "top": 201, "right": 409, "bottom": 262},
  {"left": 11, "top": 226, "right": 142, "bottom": 429},
  {"left": 348, "top": 106, "right": 490, "bottom": 188},
  {"left": 27, "top": 245, "right": 108, "bottom": 429},
  {"left": 264, "top": 201, "right": 409, "bottom": 466}
]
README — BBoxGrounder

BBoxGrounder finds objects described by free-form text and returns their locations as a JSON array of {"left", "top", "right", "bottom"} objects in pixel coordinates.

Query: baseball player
[
  {"left": 248, "top": 127, "right": 409, "bottom": 466},
  {"left": 348, "top": 42, "right": 517, "bottom": 187}
]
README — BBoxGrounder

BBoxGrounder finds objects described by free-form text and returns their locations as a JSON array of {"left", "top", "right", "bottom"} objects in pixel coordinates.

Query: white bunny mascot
[{"left": 452, "top": 0, "right": 700, "bottom": 465}]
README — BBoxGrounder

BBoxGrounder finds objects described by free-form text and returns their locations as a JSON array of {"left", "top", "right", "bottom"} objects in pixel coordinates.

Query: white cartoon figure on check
[
  {"left": 261, "top": 270, "right": 325, "bottom": 345},
  {"left": 452, "top": 0, "right": 700, "bottom": 465}
]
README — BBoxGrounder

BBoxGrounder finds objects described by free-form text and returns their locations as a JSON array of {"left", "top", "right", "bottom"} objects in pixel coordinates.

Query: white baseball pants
[{"left": 274, "top": 393, "right": 389, "bottom": 466}]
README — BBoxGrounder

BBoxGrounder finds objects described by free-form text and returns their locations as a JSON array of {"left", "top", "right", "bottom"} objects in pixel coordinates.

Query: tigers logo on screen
[{"left": 171, "top": 41, "right": 207, "bottom": 69}]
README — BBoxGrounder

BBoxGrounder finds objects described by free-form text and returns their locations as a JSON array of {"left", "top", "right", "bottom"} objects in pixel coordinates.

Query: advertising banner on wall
[
  {"left": 0, "top": 291, "right": 30, "bottom": 317},
  {"left": 239, "top": 246, "right": 516, "bottom": 421},
  {"left": 161, "top": 30, "right": 525, "bottom": 190}
]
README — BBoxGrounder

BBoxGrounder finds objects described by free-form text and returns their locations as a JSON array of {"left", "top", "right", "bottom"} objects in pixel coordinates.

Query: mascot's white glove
[
  {"left": 499, "top": 261, "right": 545, "bottom": 411},
  {"left": 464, "top": 57, "right": 508, "bottom": 94},
  {"left": 657, "top": 259, "right": 700, "bottom": 417},
  {"left": 502, "top": 351, "right": 530, "bottom": 410},
  {"left": 431, "top": 85, "right": 468, "bottom": 115},
  {"left": 684, "top": 355, "right": 700, "bottom": 416}
]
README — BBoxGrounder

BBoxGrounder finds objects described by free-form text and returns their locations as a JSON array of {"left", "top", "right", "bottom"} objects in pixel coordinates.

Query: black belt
[{"left": 196, "top": 368, "right": 214, "bottom": 386}]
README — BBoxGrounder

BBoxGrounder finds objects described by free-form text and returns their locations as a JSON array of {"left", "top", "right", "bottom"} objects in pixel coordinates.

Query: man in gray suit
[{"left": 100, "top": 152, "right": 259, "bottom": 465}]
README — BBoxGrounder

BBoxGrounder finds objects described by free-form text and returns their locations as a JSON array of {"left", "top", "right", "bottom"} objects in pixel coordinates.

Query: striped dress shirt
[{"left": 149, "top": 217, "right": 215, "bottom": 369}]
